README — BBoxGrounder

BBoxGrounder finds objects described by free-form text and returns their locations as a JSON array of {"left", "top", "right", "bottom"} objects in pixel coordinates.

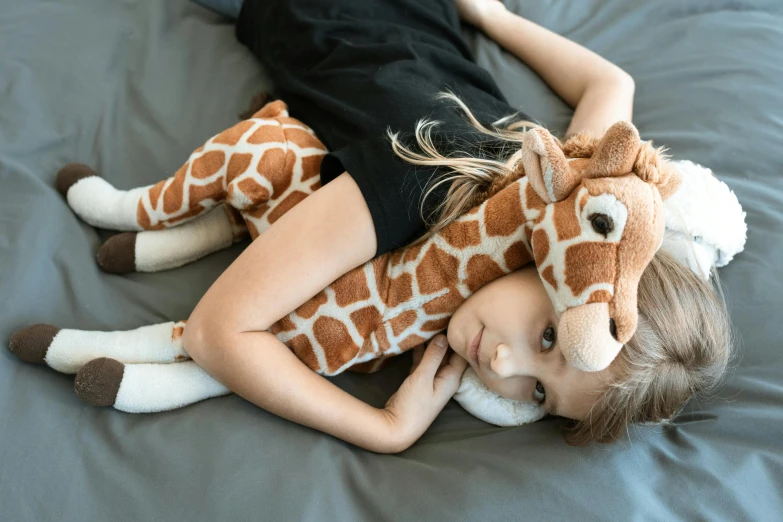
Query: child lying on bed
[{"left": 9, "top": 0, "right": 733, "bottom": 453}]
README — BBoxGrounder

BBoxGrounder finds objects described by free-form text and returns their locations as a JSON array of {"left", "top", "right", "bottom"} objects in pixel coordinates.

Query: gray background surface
[{"left": 2, "top": 0, "right": 782, "bottom": 520}]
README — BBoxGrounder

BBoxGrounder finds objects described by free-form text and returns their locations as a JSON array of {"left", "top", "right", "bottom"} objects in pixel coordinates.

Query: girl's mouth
[{"left": 469, "top": 326, "right": 484, "bottom": 368}]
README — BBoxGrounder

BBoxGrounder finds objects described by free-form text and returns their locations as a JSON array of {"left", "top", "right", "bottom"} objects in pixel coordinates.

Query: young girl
[{"left": 79, "top": 0, "right": 735, "bottom": 452}]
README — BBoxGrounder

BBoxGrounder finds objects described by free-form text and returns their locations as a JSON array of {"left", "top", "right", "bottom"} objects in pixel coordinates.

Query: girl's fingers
[
  {"left": 433, "top": 353, "right": 470, "bottom": 398},
  {"left": 417, "top": 335, "right": 449, "bottom": 379},
  {"left": 409, "top": 344, "right": 425, "bottom": 374}
]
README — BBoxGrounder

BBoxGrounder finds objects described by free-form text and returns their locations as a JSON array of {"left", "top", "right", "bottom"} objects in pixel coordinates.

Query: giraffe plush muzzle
[{"left": 557, "top": 303, "right": 623, "bottom": 372}]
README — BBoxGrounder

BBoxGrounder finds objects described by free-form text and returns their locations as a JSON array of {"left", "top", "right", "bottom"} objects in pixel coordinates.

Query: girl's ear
[{"left": 521, "top": 128, "right": 578, "bottom": 203}]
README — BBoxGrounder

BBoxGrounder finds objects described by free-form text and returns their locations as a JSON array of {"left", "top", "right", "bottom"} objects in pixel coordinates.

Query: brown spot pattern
[
  {"left": 332, "top": 269, "right": 371, "bottom": 307},
  {"left": 255, "top": 148, "right": 289, "bottom": 198},
  {"left": 162, "top": 177, "right": 184, "bottom": 214},
  {"left": 296, "top": 290, "right": 328, "bottom": 319},
  {"left": 166, "top": 206, "right": 205, "bottom": 226},
  {"left": 349, "top": 306, "right": 383, "bottom": 338},
  {"left": 541, "top": 265, "right": 557, "bottom": 290},
  {"left": 416, "top": 246, "right": 459, "bottom": 295},
  {"left": 402, "top": 244, "right": 422, "bottom": 264},
  {"left": 191, "top": 150, "right": 225, "bottom": 180},
  {"left": 137, "top": 204, "right": 152, "bottom": 229},
  {"left": 171, "top": 326, "right": 185, "bottom": 341},
  {"left": 385, "top": 273, "right": 413, "bottom": 308},
  {"left": 525, "top": 182, "right": 546, "bottom": 212},
  {"left": 579, "top": 193, "right": 589, "bottom": 212},
  {"left": 189, "top": 177, "right": 225, "bottom": 208},
  {"left": 212, "top": 120, "right": 255, "bottom": 146},
  {"left": 399, "top": 334, "right": 426, "bottom": 351},
  {"left": 226, "top": 153, "right": 253, "bottom": 183},
  {"left": 564, "top": 242, "right": 616, "bottom": 295},
  {"left": 532, "top": 228, "right": 550, "bottom": 266},
  {"left": 270, "top": 315, "right": 296, "bottom": 334},
  {"left": 553, "top": 191, "right": 582, "bottom": 241},
  {"left": 245, "top": 220, "right": 260, "bottom": 239},
  {"left": 313, "top": 317, "right": 360, "bottom": 373},
  {"left": 247, "top": 203, "right": 269, "bottom": 219},
  {"left": 235, "top": 178, "right": 270, "bottom": 206},
  {"left": 587, "top": 289, "right": 613, "bottom": 304},
  {"left": 301, "top": 154, "right": 323, "bottom": 181},
  {"left": 423, "top": 289, "right": 465, "bottom": 316},
  {"left": 524, "top": 225, "right": 533, "bottom": 246},
  {"left": 421, "top": 317, "right": 450, "bottom": 332},
  {"left": 484, "top": 185, "right": 523, "bottom": 236},
  {"left": 504, "top": 241, "right": 532, "bottom": 270},
  {"left": 375, "top": 324, "right": 391, "bottom": 352},
  {"left": 372, "top": 256, "right": 390, "bottom": 297},
  {"left": 285, "top": 128, "right": 325, "bottom": 150},
  {"left": 287, "top": 334, "right": 319, "bottom": 372},
  {"left": 390, "top": 250, "right": 404, "bottom": 267},
  {"left": 268, "top": 191, "right": 308, "bottom": 224},
  {"left": 465, "top": 255, "right": 504, "bottom": 293},
  {"left": 441, "top": 220, "right": 481, "bottom": 248},
  {"left": 390, "top": 310, "right": 417, "bottom": 337},
  {"left": 148, "top": 180, "right": 164, "bottom": 211},
  {"left": 247, "top": 124, "right": 283, "bottom": 145}
]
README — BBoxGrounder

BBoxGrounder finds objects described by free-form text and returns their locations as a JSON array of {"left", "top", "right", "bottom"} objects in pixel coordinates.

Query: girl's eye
[
  {"left": 534, "top": 381, "right": 546, "bottom": 403},
  {"left": 542, "top": 325, "right": 556, "bottom": 350}
]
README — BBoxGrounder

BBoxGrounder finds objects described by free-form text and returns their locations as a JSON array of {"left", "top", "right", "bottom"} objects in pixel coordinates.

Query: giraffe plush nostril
[{"left": 609, "top": 318, "right": 618, "bottom": 340}]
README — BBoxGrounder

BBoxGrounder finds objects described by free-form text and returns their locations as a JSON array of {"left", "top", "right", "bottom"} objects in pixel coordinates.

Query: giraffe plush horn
[
  {"left": 523, "top": 122, "right": 645, "bottom": 205},
  {"left": 583, "top": 121, "right": 642, "bottom": 179}
]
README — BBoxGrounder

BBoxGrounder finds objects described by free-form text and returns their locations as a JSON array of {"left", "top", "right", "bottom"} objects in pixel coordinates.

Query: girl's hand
[
  {"left": 455, "top": 0, "right": 507, "bottom": 29},
  {"left": 381, "top": 335, "right": 469, "bottom": 451}
]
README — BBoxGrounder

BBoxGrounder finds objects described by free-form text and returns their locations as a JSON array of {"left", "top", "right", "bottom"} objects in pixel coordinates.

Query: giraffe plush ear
[{"left": 521, "top": 128, "right": 578, "bottom": 203}]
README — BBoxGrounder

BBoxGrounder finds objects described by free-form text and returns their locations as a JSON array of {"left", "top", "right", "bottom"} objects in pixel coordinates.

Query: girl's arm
[
  {"left": 459, "top": 0, "right": 635, "bottom": 138},
  {"left": 182, "top": 173, "right": 403, "bottom": 453}
]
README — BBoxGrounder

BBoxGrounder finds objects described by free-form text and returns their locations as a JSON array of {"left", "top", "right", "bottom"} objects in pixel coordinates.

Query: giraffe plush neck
[
  {"left": 10, "top": 100, "right": 680, "bottom": 415},
  {"left": 271, "top": 119, "right": 679, "bottom": 375}
]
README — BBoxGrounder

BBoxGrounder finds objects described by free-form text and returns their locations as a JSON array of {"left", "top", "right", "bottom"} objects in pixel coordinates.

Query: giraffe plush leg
[
  {"left": 8, "top": 321, "right": 189, "bottom": 374},
  {"left": 96, "top": 205, "right": 248, "bottom": 273},
  {"left": 74, "top": 359, "right": 230, "bottom": 413},
  {"left": 56, "top": 164, "right": 153, "bottom": 231}
]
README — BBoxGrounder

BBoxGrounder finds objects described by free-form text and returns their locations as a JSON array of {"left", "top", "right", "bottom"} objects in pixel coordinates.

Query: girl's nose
[{"left": 490, "top": 343, "right": 533, "bottom": 379}]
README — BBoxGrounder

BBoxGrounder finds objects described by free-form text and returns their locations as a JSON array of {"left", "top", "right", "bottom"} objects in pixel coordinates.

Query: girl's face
[{"left": 447, "top": 267, "right": 612, "bottom": 421}]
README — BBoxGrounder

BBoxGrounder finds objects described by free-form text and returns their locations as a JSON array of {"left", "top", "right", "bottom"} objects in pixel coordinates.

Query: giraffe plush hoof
[
  {"left": 56, "top": 163, "right": 98, "bottom": 197},
  {"left": 97, "top": 232, "right": 137, "bottom": 273},
  {"left": 74, "top": 357, "right": 124, "bottom": 407},
  {"left": 8, "top": 324, "right": 60, "bottom": 364}
]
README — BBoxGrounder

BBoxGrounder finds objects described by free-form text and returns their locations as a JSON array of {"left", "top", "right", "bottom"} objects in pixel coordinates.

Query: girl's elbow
[{"left": 613, "top": 68, "right": 636, "bottom": 94}]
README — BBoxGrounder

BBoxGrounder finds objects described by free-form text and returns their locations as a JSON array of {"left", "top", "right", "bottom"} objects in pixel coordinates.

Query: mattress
[{"left": 2, "top": 0, "right": 782, "bottom": 519}]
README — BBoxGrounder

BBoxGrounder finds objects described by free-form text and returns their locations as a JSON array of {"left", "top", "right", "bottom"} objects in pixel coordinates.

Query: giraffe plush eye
[{"left": 589, "top": 213, "right": 614, "bottom": 236}]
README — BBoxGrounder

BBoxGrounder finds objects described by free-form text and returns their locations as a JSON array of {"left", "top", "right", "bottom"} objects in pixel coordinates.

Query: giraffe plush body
[{"left": 10, "top": 100, "right": 682, "bottom": 419}]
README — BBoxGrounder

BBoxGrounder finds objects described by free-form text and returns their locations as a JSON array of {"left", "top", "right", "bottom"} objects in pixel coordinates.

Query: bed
[{"left": 2, "top": 0, "right": 782, "bottom": 519}]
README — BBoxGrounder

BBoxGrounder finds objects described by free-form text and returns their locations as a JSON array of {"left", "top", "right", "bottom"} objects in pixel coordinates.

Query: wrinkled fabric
[{"left": 1, "top": 0, "right": 782, "bottom": 520}]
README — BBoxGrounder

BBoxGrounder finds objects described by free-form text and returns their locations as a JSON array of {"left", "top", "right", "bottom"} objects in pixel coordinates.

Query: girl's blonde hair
[
  {"left": 388, "top": 91, "right": 544, "bottom": 245},
  {"left": 388, "top": 93, "right": 734, "bottom": 445},
  {"left": 566, "top": 250, "right": 732, "bottom": 445}
]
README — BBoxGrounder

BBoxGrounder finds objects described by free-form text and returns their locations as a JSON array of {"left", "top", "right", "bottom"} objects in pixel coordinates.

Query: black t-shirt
[{"left": 236, "top": 0, "right": 529, "bottom": 257}]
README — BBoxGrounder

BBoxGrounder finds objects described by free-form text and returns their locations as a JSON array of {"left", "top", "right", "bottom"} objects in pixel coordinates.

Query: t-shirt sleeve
[{"left": 320, "top": 136, "right": 448, "bottom": 258}]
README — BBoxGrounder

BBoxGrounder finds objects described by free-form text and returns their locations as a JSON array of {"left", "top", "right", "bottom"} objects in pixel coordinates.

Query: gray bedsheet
[{"left": 2, "top": 0, "right": 782, "bottom": 520}]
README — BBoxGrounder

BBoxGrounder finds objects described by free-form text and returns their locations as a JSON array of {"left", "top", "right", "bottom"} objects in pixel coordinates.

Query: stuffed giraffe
[{"left": 9, "top": 100, "right": 682, "bottom": 418}]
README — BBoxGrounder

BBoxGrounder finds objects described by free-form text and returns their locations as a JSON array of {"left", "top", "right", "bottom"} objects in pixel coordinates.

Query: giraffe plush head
[{"left": 519, "top": 121, "right": 681, "bottom": 372}]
